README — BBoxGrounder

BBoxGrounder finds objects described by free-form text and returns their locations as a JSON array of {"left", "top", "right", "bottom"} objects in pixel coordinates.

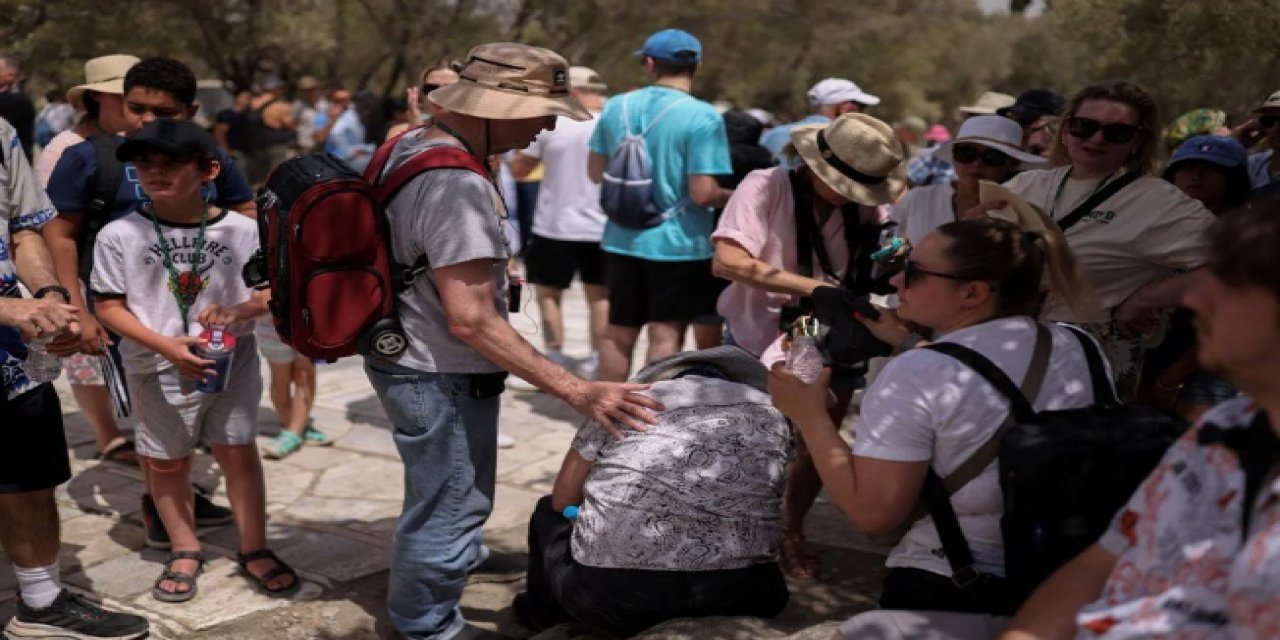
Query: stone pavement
[{"left": 0, "top": 283, "right": 890, "bottom": 639}]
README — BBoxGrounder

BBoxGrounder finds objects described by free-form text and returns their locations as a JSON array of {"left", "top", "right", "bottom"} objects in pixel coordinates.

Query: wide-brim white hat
[{"left": 933, "top": 115, "right": 1047, "bottom": 171}]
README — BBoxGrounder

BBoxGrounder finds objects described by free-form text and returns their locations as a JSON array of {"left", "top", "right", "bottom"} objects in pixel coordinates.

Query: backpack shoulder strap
[
  {"left": 86, "top": 134, "right": 124, "bottom": 219},
  {"left": 1056, "top": 171, "right": 1140, "bottom": 233},
  {"left": 639, "top": 95, "right": 694, "bottom": 136},
  {"left": 376, "top": 145, "right": 489, "bottom": 207},
  {"left": 1060, "top": 323, "right": 1119, "bottom": 406}
]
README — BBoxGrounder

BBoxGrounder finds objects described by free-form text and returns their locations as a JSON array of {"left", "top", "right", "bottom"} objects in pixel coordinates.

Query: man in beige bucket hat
[
  {"left": 36, "top": 55, "right": 140, "bottom": 185},
  {"left": 367, "top": 42, "right": 660, "bottom": 640}
]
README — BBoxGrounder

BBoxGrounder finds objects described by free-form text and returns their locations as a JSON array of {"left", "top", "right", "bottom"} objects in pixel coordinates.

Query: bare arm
[
  {"left": 434, "top": 259, "right": 661, "bottom": 437},
  {"left": 510, "top": 153, "right": 539, "bottom": 181},
  {"left": 767, "top": 365, "right": 929, "bottom": 533},
  {"left": 588, "top": 152, "right": 606, "bottom": 184},
  {"left": 712, "top": 238, "right": 828, "bottom": 297},
  {"left": 1113, "top": 268, "right": 1206, "bottom": 336},
  {"left": 95, "top": 297, "right": 216, "bottom": 380},
  {"left": 998, "top": 544, "right": 1117, "bottom": 640},
  {"left": 11, "top": 228, "right": 63, "bottom": 294},
  {"left": 688, "top": 174, "right": 732, "bottom": 209},
  {"left": 551, "top": 448, "right": 593, "bottom": 511}
]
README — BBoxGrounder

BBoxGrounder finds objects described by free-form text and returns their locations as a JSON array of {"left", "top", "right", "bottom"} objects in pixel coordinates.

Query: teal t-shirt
[{"left": 589, "top": 86, "right": 731, "bottom": 261}]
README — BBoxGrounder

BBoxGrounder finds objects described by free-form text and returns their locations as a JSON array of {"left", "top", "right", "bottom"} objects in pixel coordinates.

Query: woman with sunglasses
[
  {"left": 384, "top": 58, "right": 461, "bottom": 141},
  {"left": 769, "top": 218, "right": 1101, "bottom": 633},
  {"left": 998, "top": 81, "right": 1215, "bottom": 400},
  {"left": 891, "top": 115, "right": 1045, "bottom": 247}
]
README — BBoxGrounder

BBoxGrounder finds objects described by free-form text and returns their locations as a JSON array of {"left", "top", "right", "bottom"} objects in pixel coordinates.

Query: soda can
[{"left": 193, "top": 326, "right": 236, "bottom": 393}]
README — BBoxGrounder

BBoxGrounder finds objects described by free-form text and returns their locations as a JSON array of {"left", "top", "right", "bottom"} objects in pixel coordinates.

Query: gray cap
[{"left": 632, "top": 346, "right": 770, "bottom": 393}]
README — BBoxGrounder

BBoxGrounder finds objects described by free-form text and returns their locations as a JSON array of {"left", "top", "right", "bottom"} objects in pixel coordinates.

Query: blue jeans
[{"left": 364, "top": 359, "right": 501, "bottom": 639}]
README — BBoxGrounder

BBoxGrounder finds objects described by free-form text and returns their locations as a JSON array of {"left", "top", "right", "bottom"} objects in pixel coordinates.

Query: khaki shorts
[{"left": 128, "top": 338, "right": 263, "bottom": 460}]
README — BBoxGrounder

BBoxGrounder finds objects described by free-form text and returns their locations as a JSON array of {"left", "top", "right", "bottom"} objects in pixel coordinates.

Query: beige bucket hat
[
  {"left": 569, "top": 66, "right": 607, "bottom": 93},
  {"left": 789, "top": 113, "right": 907, "bottom": 206},
  {"left": 428, "top": 43, "right": 590, "bottom": 121},
  {"left": 959, "top": 91, "right": 1016, "bottom": 115},
  {"left": 67, "top": 55, "right": 140, "bottom": 111}
]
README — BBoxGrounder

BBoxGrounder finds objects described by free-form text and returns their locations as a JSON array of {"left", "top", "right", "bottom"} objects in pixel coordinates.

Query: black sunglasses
[
  {"left": 1260, "top": 115, "right": 1280, "bottom": 129},
  {"left": 1066, "top": 117, "right": 1142, "bottom": 144},
  {"left": 951, "top": 144, "right": 1012, "bottom": 168},
  {"left": 421, "top": 83, "right": 442, "bottom": 94},
  {"left": 903, "top": 260, "right": 967, "bottom": 288}
]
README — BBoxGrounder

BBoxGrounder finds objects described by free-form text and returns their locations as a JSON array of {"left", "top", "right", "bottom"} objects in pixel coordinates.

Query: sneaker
[
  {"left": 496, "top": 432, "right": 516, "bottom": 449},
  {"left": 578, "top": 352, "right": 600, "bottom": 380},
  {"left": 139, "top": 494, "right": 170, "bottom": 550},
  {"left": 302, "top": 423, "right": 333, "bottom": 446},
  {"left": 4, "top": 589, "right": 149, "bottom": 639},
  {"left": 263, "top": 430, "right": 304, "bottom": 460},
  {"left": 192, "top": 485, "right": 235, "bottom": 526}
]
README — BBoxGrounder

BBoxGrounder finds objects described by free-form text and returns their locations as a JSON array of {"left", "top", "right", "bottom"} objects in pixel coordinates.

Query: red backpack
[{"left": 245, "top": 129, "right": 489, "bottom": 360}]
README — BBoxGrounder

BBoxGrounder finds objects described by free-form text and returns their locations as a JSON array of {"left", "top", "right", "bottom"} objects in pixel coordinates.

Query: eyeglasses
[
  {"left": 903, "top": 260, "right": 967, "bottom": 288},
  {"left": 1260, "top": 115, "right": 1280, "bottom": 129},
  {"left": 1066, "top": 117, "right": 1142, "bottom": 145},
  {"left": 951, "top": 144, "right": 1012, "bottom": 168}
]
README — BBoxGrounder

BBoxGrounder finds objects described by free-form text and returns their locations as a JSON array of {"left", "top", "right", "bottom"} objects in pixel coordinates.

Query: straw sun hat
[
  {"left": 66, "top": 54, "right": 140, "bottom": 111},
  {"left": 427, "top": 42, "right": 590, "bottom": 122},
  {"left": 789, "top": 113, "right": 907, "bottom": 206}
]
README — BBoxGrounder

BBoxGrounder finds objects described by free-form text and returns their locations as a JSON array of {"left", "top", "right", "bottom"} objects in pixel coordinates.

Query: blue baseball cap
[
  {"left": 635, "top": 29, "right": 702, "bottom": 64},
  {"left": 1167, "top": 135, "right": 1247, "bottom": 172}
]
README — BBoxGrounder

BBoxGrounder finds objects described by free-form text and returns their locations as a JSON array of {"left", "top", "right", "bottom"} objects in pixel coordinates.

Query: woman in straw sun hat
[
  {"left": 891, "top": 114, "right": 1046, "bottom": 247},
  {"left": 367, "top": 41, "right": 661, "bottom": 640},
  {"left": 711, "top": 112, "right": 906, "bottom": 579}
]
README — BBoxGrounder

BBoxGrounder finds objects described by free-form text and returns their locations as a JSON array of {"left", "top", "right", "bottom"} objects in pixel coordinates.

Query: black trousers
[
  {"left": 879, "top": 567, "right": 1017, "bottom": 617},
  {"left": 523, "top": 496, "right": 790, "bottom": 637}
]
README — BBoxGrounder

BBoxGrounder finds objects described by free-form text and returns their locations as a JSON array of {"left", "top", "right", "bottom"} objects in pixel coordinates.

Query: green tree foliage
[{"left": 4, "top": 0, "right": 1277, "bottom": 128}]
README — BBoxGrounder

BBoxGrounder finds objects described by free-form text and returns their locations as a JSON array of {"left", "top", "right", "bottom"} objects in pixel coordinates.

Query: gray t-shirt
[
  {"left": 378, "top": 133, "right": 509, "bottom": 373},
  {"left": 570, "top": 376, "right": 793, "bottom": 571}
]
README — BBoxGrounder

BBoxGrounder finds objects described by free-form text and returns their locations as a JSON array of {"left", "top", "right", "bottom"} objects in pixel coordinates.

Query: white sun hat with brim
[
  {"left": 959, "top": 91, "right": 1016, "bottom": 115},
  {"left": 933, "top": 115, "right": 1048, "bottom": 171},
  {"left": 789, "top": 113, "right": 907, "bottom": 206},
  {"left": 428, "top": 42, "right": 591, "bottom": 122}
]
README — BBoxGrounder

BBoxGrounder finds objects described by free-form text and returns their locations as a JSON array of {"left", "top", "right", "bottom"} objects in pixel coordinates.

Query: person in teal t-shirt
[{"left": 587, "top": 28, "right": 732, "bottom": 382}]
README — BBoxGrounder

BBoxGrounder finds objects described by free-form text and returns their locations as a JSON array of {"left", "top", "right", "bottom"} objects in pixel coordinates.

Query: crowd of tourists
[{"left": 0, "top": 25, "right": 1278, "bottom": 640}]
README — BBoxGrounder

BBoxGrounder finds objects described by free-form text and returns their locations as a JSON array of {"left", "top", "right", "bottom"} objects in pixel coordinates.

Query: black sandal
[
  {"left": 237, "top": 548, "right": 301, "bottom": 598},
  {"left": 95, "top": 438, "right": 139, "bottom": 466},
  {"left": 152, "top": 550, "right": 205, "bottom": 603}
]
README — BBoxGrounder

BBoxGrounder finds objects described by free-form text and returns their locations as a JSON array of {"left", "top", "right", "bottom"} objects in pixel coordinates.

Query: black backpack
[
  {"left": 920, "top": 323, "right": 1188, "bottom": 610},
  {"left": 78, "top": 133, "right": 126, "bottom": 280}
]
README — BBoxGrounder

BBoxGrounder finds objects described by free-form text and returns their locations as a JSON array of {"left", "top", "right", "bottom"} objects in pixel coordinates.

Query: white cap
[{"left": 807, "top": 78, "right": 880, "bottom": 108}]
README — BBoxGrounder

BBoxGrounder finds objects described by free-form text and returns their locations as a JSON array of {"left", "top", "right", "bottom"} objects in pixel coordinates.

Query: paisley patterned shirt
[
  {"left": 0, "top": 117, "right": 58, "bottom": 400},
  {"left": 1078, "top": 398, "right": 1280, "bottom": 639},
  {"left": 570, "top": 376, "right": 793, "bottom": 571}
]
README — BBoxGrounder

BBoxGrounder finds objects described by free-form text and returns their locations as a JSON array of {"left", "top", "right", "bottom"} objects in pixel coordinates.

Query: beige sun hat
[
  {"left": 1252, "top": 89, "right": 1280, "bottom": 113},
  {"left": 67, "top": 55, "right": 140, "bottom": 111},
  {"left": 789, "top": 113, "right": 907, "bottom": 206},
  {"left": 568, "top": 66, "right": 607, "bottom": 93},
  {"left": 959, "top": 91, "right": 1016, "bottom": 115},
  {"left": 427, "top": 43, "right": 590, "bottom": 121}
]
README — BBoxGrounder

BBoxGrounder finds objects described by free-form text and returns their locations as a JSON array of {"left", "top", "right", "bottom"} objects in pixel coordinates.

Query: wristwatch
[{"left": 33, "top": 285, "right": 71, "bottom": 303}]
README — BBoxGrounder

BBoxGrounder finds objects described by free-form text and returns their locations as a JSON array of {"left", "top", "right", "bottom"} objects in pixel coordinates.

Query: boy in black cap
[
  {"left": 998, "top": 89, "right": 1065, "bottom": 157},
  {"left": 89, "top": 120, "right": 297, "bottom": 603}
]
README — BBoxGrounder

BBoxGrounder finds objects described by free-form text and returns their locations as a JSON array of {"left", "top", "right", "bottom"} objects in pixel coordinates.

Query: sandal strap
[
  {"left": 155, "top": 569, "right": 197, "bottom": 590},
  {"left": 169, "top": 550, "right": 206, "bottom": 563},
  {"left": 256, "top": 564, "right": 296, "bottom": 585},
  {"left": 238, "top": 548, "right": 299, "bottom": 591},
  {"left": 237, "top": 548, "right": 281, "bottom": 565}
]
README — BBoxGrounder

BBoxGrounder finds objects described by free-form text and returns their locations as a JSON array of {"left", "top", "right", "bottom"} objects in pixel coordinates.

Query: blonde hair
[
  {"left": 1048, "top": 81, "right": 1161, "bottom": 176},
  {"left": 935, "top": 218, "right": 1097, "bottom": 319}
]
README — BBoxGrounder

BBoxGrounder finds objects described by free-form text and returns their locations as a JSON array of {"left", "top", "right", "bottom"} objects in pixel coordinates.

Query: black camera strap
[{"left": 789, "top": 169, "right": 861, "bottom": 289}]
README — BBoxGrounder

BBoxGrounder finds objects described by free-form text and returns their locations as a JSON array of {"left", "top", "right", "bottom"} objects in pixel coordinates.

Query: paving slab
[
  {"left": 311, "top": 458, "right": 405, "bottom": 501},
  {"left": 273, "top": 530, "right": 390, "bottom": 583}
]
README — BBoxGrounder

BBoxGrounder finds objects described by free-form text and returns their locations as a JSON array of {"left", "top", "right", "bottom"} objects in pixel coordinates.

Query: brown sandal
[
  {"left": 781, "top": 534, "right": 822, "bottom": 580},
  {"left": 152, "top": 550, "right": 205, "bottom": 603},
  {"left": 237, "top": 548, "right": 301, "bottom": 597}
]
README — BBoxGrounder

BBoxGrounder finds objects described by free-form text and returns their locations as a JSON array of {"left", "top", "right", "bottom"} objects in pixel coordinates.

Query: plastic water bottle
[
  {"left": 25, "top": 336, "right": 62, "bottom": 384},
  {"left": 786, "top": 334, "right": 824, "bottom": 384}
]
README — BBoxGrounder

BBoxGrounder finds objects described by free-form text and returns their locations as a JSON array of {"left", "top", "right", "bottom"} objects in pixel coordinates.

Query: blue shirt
[
  {"left": 589, "top": 86, "right": 731, "bottom": 261},
  {"left": 907, "top": 148, "right": 957, "bottom": 187},
  {"left": 326, "top": 108, "right": 375, "bottom": 172},
  {"left": 759, "top": 114, "right": 830, "bottom": 161},
  {"left": 47, "top": 136, "right": 254, "bottom": 229}
]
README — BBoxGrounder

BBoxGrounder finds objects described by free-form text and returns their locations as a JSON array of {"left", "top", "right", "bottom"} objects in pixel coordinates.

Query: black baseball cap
[
  {"left": 997, "top": 89, "right": 1065, "bottom": 121},
  {"left": 116, "top": 119, "right": 219, "bottom": 162}
]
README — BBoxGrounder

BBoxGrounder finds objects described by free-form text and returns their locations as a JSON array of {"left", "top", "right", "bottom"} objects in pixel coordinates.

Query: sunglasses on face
[
  {"left": 1066, "top": 116, "right": 1141, "bottom": 145},
  {"left": 1259, "top": 115, "right": 1280, "bottom": 129},
  {"left": 903, "top": 259, "right": 967, "bottom": 288},
  {"left": 421, "top": 83, "right": 441, "bottom": 94},
  {"left": 951, "top": 144, "right": 1012, "bottom": 168}
]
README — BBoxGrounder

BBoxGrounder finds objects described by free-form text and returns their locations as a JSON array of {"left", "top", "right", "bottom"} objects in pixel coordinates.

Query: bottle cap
[{"left": 562, "top": 505, "right": 580, "bottom": 520}]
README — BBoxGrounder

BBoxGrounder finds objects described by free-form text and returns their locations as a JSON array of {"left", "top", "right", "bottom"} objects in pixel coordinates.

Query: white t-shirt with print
[
  {"left": 522, "top": 114, "right": 606, "bottom": 242},
  {"left": 854, "top": 317, "right": 1107, "bottom": 578},
  {"left": 90, "top": 209, "right": 260, "bottom": 374},
  {"left": 890, "top": 182, "right": 955, "bottom": 246},
  {"left": 1004, "top": 167, "right": 1214, "bottom": 322}
]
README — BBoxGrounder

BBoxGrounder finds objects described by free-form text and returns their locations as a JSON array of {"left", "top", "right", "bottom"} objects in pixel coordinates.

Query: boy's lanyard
[{"left": 146, "top": 203, "right": 210, "bottom": 333}]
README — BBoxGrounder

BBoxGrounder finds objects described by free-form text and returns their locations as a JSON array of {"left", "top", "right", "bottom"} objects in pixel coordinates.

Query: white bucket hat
[{"left": 933, "top": 115, "right": 1047, "bottom": 171}]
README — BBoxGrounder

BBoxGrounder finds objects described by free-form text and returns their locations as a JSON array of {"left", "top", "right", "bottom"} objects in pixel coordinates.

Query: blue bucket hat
[
  {"left": 1166, "top": 134, "right": 1247, "bottom": 172},
  {"left": 635, "top": 29, "right": 702, "bottom": 64}
]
